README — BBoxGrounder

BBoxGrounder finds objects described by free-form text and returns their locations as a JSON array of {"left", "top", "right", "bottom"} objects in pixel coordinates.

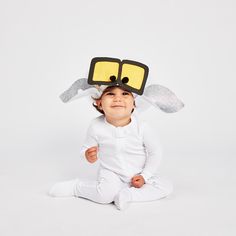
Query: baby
[{"left": 49, "top": 85, "right": 173, "bottom": 210}]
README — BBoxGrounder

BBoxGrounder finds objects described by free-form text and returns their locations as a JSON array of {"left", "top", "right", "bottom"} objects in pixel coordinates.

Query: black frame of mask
[{"left": 87, "top": 57, "right": 149, "bottom": 95}]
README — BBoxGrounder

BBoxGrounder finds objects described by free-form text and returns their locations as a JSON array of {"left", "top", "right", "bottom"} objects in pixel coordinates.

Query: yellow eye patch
[
  {"left": 120, "top": 63, "right": 145, "bottom": 90},
  {"left": 93, "top": 61, "right": 119, "bottom": 82}
]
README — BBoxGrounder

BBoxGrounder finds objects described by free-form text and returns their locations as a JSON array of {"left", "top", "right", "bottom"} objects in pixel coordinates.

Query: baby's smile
[{"left": 111, "top": 105, "right": 125, "bottom": 108}]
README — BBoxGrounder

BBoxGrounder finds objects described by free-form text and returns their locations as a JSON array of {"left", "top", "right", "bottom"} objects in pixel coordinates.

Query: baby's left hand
[{"left": 131, "top": 175, "right": 145, "bottom": 188}]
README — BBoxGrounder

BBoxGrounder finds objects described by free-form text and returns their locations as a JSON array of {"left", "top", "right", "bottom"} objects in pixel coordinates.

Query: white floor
[{"left": 1, "top": 150, "right": 235, "bottom": 236}]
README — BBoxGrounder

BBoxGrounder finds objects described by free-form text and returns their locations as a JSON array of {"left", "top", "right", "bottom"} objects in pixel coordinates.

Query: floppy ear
[
  {"left": 143, "top": 84, "right": 184, "bottom": 113},
  {"left": 134, "top": 84, "right": 184, "bottom": 114},
  {"left": 59, "top": 78, "right": 100, "bottom": 103}
]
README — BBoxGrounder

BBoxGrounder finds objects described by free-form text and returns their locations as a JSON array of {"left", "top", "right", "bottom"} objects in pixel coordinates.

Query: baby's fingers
[
  {"left": 85, "top": 146, "right": 98, "bottom": 157},
  {"left": 88, "top": 151, "right": 97, "bottom": 157},
  {"left": 88, "top": 155, "right": 98, "bottom": 163},
  {"left": 87, "top": 146, "right": 98, "bottom": 153}
]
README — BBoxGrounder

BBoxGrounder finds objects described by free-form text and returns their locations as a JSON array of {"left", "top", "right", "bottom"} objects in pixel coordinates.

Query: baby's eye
[
  {"left": 105, "top": 92, "right": 115, "bottom": 96},
  {"left": 122, "top": 92, "right": 130, "bottom": 96}
]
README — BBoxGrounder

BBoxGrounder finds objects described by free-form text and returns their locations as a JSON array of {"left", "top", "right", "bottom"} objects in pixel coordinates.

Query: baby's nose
[{"left": 114, "top": 95, "right": 122, "bottom": 101}]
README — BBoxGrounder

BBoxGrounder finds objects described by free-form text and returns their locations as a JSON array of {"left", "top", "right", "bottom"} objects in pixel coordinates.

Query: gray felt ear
[
  {"left": 59, "top": 78, "right": 95, "bottom": 103},
  {"left": 143, "top": 84, "right": 184, "bottom": 113}
]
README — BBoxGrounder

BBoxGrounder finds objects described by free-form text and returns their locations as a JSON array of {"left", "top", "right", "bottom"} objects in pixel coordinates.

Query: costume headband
[{"left": 60, "top": 57, "right": 184, "bottom": 113}]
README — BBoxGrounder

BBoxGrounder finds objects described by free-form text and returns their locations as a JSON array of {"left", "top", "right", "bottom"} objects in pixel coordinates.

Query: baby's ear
[{"left": 96, "top": 100, "right": 102, "bottom": 109}]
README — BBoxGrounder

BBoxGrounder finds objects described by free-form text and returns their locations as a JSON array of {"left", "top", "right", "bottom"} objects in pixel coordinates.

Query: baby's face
[{"left": 98, "top": 87, "right": 135, "bottom": 121}]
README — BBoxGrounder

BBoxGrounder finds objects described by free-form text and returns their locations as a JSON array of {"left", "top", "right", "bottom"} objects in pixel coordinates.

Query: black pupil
[
  {"left": 110, "top": 75, "right": 116, "bottom": 82},
  {"left": 122, "top": 77, "right": 129, "bottom": 84}
]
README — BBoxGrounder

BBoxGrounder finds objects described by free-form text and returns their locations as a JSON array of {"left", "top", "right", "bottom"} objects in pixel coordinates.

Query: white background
[{"left": 0, "top": 0, "right": 235, "bottom": 235}]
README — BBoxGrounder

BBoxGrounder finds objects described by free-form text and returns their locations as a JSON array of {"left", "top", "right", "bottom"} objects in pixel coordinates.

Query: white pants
[{"left": 74, "top": 168, "right": 173, "bottom": 204}]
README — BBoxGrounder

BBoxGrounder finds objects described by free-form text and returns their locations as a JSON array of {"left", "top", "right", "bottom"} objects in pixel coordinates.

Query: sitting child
[{"left": 49, "top": 57, "right": 183, "bottom": 210}]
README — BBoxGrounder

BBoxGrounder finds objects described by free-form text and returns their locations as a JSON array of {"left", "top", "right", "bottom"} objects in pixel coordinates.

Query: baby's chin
[{"left": 105, "top": 112, "right": 132, "bottom": 120}]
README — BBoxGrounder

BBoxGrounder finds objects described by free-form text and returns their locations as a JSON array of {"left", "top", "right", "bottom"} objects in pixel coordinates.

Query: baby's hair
[{"left": 92, "top": 86, "right": 135, "bottom": 114}]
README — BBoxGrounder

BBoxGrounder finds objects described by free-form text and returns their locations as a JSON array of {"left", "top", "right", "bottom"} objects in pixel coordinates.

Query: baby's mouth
[{"left": 111, "top": 105, "right": 125, "bottom": 108}]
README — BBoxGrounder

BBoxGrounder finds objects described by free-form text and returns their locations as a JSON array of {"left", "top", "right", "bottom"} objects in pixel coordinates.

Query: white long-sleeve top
[{"left": 80, "top": 115, "right": 162, "bottom": 182}]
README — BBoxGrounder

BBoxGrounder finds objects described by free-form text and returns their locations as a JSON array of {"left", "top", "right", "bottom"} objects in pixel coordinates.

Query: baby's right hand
[{"left": 85, "top": 146, "right": 98, "bottom": 163}]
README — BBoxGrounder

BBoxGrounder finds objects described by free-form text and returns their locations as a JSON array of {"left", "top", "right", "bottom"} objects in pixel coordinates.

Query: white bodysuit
[{"left": 50, "top": 115, "right": 173, "bottom": 209}]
